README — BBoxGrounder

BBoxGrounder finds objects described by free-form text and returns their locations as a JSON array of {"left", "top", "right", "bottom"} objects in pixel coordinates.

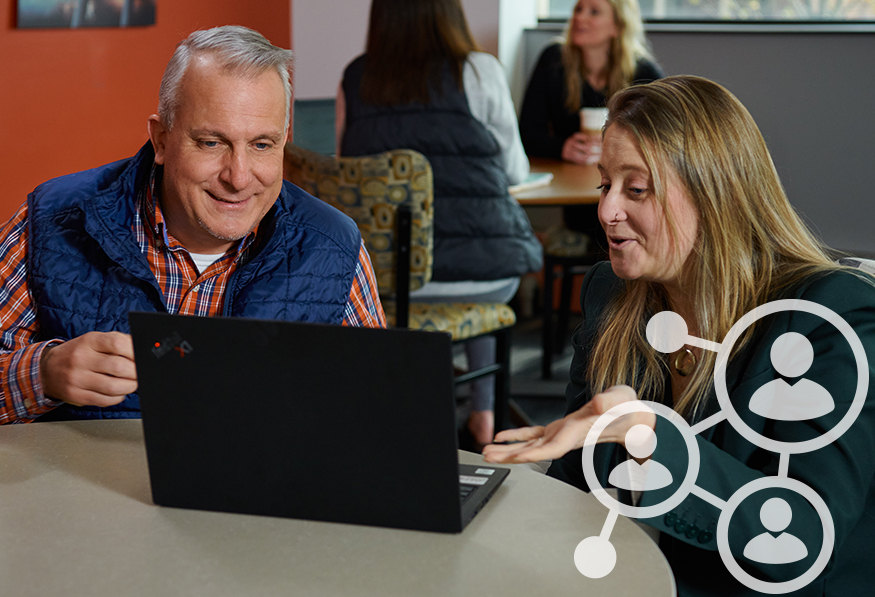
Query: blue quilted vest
[
  {"left": 28, "top": 143, "right": 362, "bottom": 421},
  {"left": 341, "top": 54, "right": 542, "bottom": 282}
]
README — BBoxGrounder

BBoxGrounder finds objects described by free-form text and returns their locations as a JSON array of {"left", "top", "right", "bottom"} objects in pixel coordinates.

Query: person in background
[
  {"left": 337, "top": 0, "right": 542, "bottom": 448},
  {"left": 484, "top": 76, "right": 875, "bottom": 595},
  {"left": 0, "top": 26, "right": 384, "bottom": 425},
  {"left": 519, "top": 0, "right": 663, "bottom": 238}
]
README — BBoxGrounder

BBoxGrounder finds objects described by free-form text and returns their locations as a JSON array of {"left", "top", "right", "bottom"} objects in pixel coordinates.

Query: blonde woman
[
  {"left": 486, "top": 76, "right": 875, "bottom": 594},
  {"left": 519, "top": 0, "right": 662, "bottom": 234}
]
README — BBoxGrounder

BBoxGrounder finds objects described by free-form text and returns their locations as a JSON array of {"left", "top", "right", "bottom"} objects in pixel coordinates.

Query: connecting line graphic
[
  {"left": 685, "top": 335, "right": 723, "bottom": 354},
  {"left": 681, "top": 406, "right": 729, "bottom": 509},
  {"left": 779, "top": 453, "right": 791, "bottom": 478},
  {"left": 690, "top": 411, "right": 726, "bottom": 436},
  {"left": 574, "top": 301, "right": 865, "bottom": 594},
  {"left": 599, "top": 508, "right": 619, "bottom": 540}
]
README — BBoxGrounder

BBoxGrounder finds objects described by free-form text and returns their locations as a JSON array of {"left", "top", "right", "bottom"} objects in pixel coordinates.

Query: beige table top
[
  {"left": 0, "top": 420, "right": 674, "bottom": 597},
  {"left": 511, "top": 158, "right": 602, "bottom": 206}
]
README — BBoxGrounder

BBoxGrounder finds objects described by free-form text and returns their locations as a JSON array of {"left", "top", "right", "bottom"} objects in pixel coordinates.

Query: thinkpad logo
[{"left": 152, "top": 332, "right": 193, "bottom": 359}]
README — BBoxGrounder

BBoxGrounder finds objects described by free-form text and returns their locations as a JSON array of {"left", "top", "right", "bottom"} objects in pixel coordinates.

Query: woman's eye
[
  {"left": 597, "top": 183, "right": 610, "bottom": 193},
  {"left": 629, "top": 187, "right": 647, "bottom": 196}
]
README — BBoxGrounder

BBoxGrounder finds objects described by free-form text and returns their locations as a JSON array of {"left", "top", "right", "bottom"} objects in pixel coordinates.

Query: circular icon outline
[
  {"left": 716, "top": 476, "right": 834, "bottom": 594},
  {"left": 582, "top": 400, "right": 700, "bottom": 519},
  {"left": 714, "top": 299, "right": 868, "bottom": 454}
]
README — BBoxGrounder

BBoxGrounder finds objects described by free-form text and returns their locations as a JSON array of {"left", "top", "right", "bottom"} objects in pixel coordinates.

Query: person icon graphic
[
  {"left": 749, "top": 332, "right": 835, "bottom": 420},
  {"left": 743, "top": 497, "right": 809, "bottom": 564},
  {"left": 608, "top": 424, "right": 673, "bottom": 491}
]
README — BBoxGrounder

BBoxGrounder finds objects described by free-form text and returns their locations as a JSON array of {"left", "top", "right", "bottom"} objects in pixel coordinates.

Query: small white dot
[
  {"left": 574, "top": 536, "right": 616, "bottom": 578},
  {"left": 646, "top": 311, "right": 689, "bottom": 353}
]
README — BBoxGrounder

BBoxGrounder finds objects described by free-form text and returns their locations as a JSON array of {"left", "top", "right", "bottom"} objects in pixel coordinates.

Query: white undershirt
[{"left": 188, "top": 252, "right": 224, "bottom": 274}]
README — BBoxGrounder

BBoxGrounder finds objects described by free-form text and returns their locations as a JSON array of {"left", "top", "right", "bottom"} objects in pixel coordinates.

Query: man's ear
[
  {"left": 147, "top": 115, "right": 168, "bottom": 165},
  {"left": 283, "top": 121, "right": 292, "bottom": 145}
]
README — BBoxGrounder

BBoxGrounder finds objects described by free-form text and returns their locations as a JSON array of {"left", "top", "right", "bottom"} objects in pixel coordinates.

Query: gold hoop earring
[{"left": 674, "top": 348, "right": 697, "bottom": 377}]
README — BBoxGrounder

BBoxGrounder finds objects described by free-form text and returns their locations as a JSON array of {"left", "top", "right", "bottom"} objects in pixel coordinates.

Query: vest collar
[{"left": 81, "top": 142, "right": 157, "bottom": 287}]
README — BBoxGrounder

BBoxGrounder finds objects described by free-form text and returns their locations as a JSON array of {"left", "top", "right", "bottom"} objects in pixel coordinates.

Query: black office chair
[{"left": 540, "top": 226, "right": 598, "bottom": 379}]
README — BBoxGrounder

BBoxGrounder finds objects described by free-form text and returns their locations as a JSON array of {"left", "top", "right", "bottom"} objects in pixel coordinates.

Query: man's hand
[
  {"left": 481, "top": 385, "right": 654, "bottom": 464},
  {"left": 40, "top": 332, "right": 138, "bottom": 407}
]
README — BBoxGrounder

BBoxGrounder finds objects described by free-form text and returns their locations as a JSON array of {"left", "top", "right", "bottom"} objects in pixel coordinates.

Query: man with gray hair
[{"left": 0, "top": 26, "right": 385, "bottom": 424}]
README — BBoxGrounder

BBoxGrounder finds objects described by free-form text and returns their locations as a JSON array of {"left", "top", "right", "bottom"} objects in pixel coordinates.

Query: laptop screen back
[{"left": 130, "top": 312, "right": 464, "bottom": 532}]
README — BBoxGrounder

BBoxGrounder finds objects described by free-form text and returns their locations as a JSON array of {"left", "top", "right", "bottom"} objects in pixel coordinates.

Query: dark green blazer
[{"left": 549, "top": 261, "right": 875, "bottom": 596}]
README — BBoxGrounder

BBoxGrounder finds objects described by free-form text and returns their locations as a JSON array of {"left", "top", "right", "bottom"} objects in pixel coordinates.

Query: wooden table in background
[{"left": 511, "top": 158, "right": 602, "bottom": 206}]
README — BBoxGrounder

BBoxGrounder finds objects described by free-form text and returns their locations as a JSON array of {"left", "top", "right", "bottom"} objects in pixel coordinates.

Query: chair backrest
[
  {"left": 838, "top": 257, "right": 875, "bottom": 276},
  {"left": 284, "top": 144, "right": 434, "bottom": 299}
]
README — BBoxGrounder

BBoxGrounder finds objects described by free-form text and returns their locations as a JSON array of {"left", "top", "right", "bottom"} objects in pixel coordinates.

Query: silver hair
[{"left": 157, "top": 25, "right": 294, "bottom": 130}]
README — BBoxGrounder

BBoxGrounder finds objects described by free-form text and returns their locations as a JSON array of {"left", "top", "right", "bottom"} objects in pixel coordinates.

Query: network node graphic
[
  {"left": 574, "top": 300, "right": 866, "bottom": 594},
  {"left": 608, "top": 424, "right": 672, "bottom": 491}
]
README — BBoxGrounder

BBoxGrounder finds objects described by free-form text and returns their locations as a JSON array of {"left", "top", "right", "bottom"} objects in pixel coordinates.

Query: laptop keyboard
[{"left": 459, "top": 483, "right": 476, "bottom": 502}]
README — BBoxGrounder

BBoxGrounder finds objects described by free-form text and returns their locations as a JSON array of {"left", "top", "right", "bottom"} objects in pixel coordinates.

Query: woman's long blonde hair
[
  {"left": 562, "top": 0, "right": 652, "bottom": 112},
  {"left": 586, "top": 75, "right": 845, "bottom": 418}
]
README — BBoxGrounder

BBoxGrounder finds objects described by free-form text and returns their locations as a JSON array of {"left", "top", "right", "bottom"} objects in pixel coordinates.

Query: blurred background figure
[
  {"left": 519, "top": 0, "right": 663, "bottom": 242},
  {"left": 336, "top": 0, "right": 542, "bottom": 449}
]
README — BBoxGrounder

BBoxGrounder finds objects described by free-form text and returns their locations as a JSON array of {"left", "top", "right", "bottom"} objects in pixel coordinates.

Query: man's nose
[{"left": 220, "top": 150, "right": 253, "bottom": 191}]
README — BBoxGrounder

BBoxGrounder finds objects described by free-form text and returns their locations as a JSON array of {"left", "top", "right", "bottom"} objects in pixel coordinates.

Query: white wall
[
  {"left": 497, "top": 0, "right": 539, "bottom": 108},
  {"left": 461, "top": 0, "right": 540, "bottom": 107},
  {"left": 292, "top": 0, "right": 370, "bottom": 100},
  {"left": 463, "top": 0, "right": 501, "bottom": 56},
  {"left": 291, "top": 0, "right": 537, "bottom": 101}
]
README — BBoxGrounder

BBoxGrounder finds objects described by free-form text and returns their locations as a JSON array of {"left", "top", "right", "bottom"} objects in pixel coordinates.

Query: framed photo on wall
[{"left": 18, "top": 0, "right": 156, "bottom": 29}]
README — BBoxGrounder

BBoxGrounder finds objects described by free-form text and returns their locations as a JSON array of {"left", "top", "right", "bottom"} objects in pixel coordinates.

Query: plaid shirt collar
[{"left": 139, "top": 164, "right": 259, "bottom": 262}]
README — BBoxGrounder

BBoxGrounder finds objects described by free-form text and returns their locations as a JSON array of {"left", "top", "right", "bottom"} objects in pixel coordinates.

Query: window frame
[{"left": 536, "top": 17, "right": 875, "bottom": 32}]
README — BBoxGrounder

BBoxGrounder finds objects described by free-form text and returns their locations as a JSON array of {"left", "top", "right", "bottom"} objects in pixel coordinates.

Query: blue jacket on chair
[{"left": 28, "top": 142, "right": 362, "bottom": 421}]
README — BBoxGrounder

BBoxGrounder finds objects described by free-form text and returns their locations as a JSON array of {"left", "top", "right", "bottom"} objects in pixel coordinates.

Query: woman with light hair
[
  {"left": 519, "top": 0, "right": 662, "bottom": 234},
  {"left": 486, "top": 75, "right": 875, "bottom": 595}
]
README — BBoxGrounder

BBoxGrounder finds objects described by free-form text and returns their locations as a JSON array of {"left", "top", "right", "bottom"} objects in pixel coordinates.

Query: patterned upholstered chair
[{"left": 284, "top": 144, "right": 520, "bottom": 430}]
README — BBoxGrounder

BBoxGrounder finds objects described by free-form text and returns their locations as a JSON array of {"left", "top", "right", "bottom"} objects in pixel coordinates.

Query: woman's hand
[
  {"left": 481, "top": 385, "right": 655, "bottom": 464},
  {"left": 561, "top": 132, "right": 602, "bottom": 165}
]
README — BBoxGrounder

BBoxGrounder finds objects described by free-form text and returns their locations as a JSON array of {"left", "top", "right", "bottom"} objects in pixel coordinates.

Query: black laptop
[{"left": 129, "top": 312, "right": 509, "bottom": 533}]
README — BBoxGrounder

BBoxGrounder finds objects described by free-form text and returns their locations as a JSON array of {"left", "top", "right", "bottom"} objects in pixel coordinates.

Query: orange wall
[{"left": 0, "top": 0, "right": 291, "bottom": 222}]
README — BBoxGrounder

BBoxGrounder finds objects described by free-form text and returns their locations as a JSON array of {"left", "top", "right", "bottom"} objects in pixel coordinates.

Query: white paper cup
[{"left": 580, "top": 107, "right": 609, "bottom": 135}]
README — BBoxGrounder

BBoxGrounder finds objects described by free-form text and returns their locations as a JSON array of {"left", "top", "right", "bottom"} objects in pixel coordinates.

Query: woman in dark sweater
[
  {"left": 337, "top": 0, "right": 542, "bottom": 448},
  {"left": 519, "top": 0, "right": 663, "bottom": 234}
]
